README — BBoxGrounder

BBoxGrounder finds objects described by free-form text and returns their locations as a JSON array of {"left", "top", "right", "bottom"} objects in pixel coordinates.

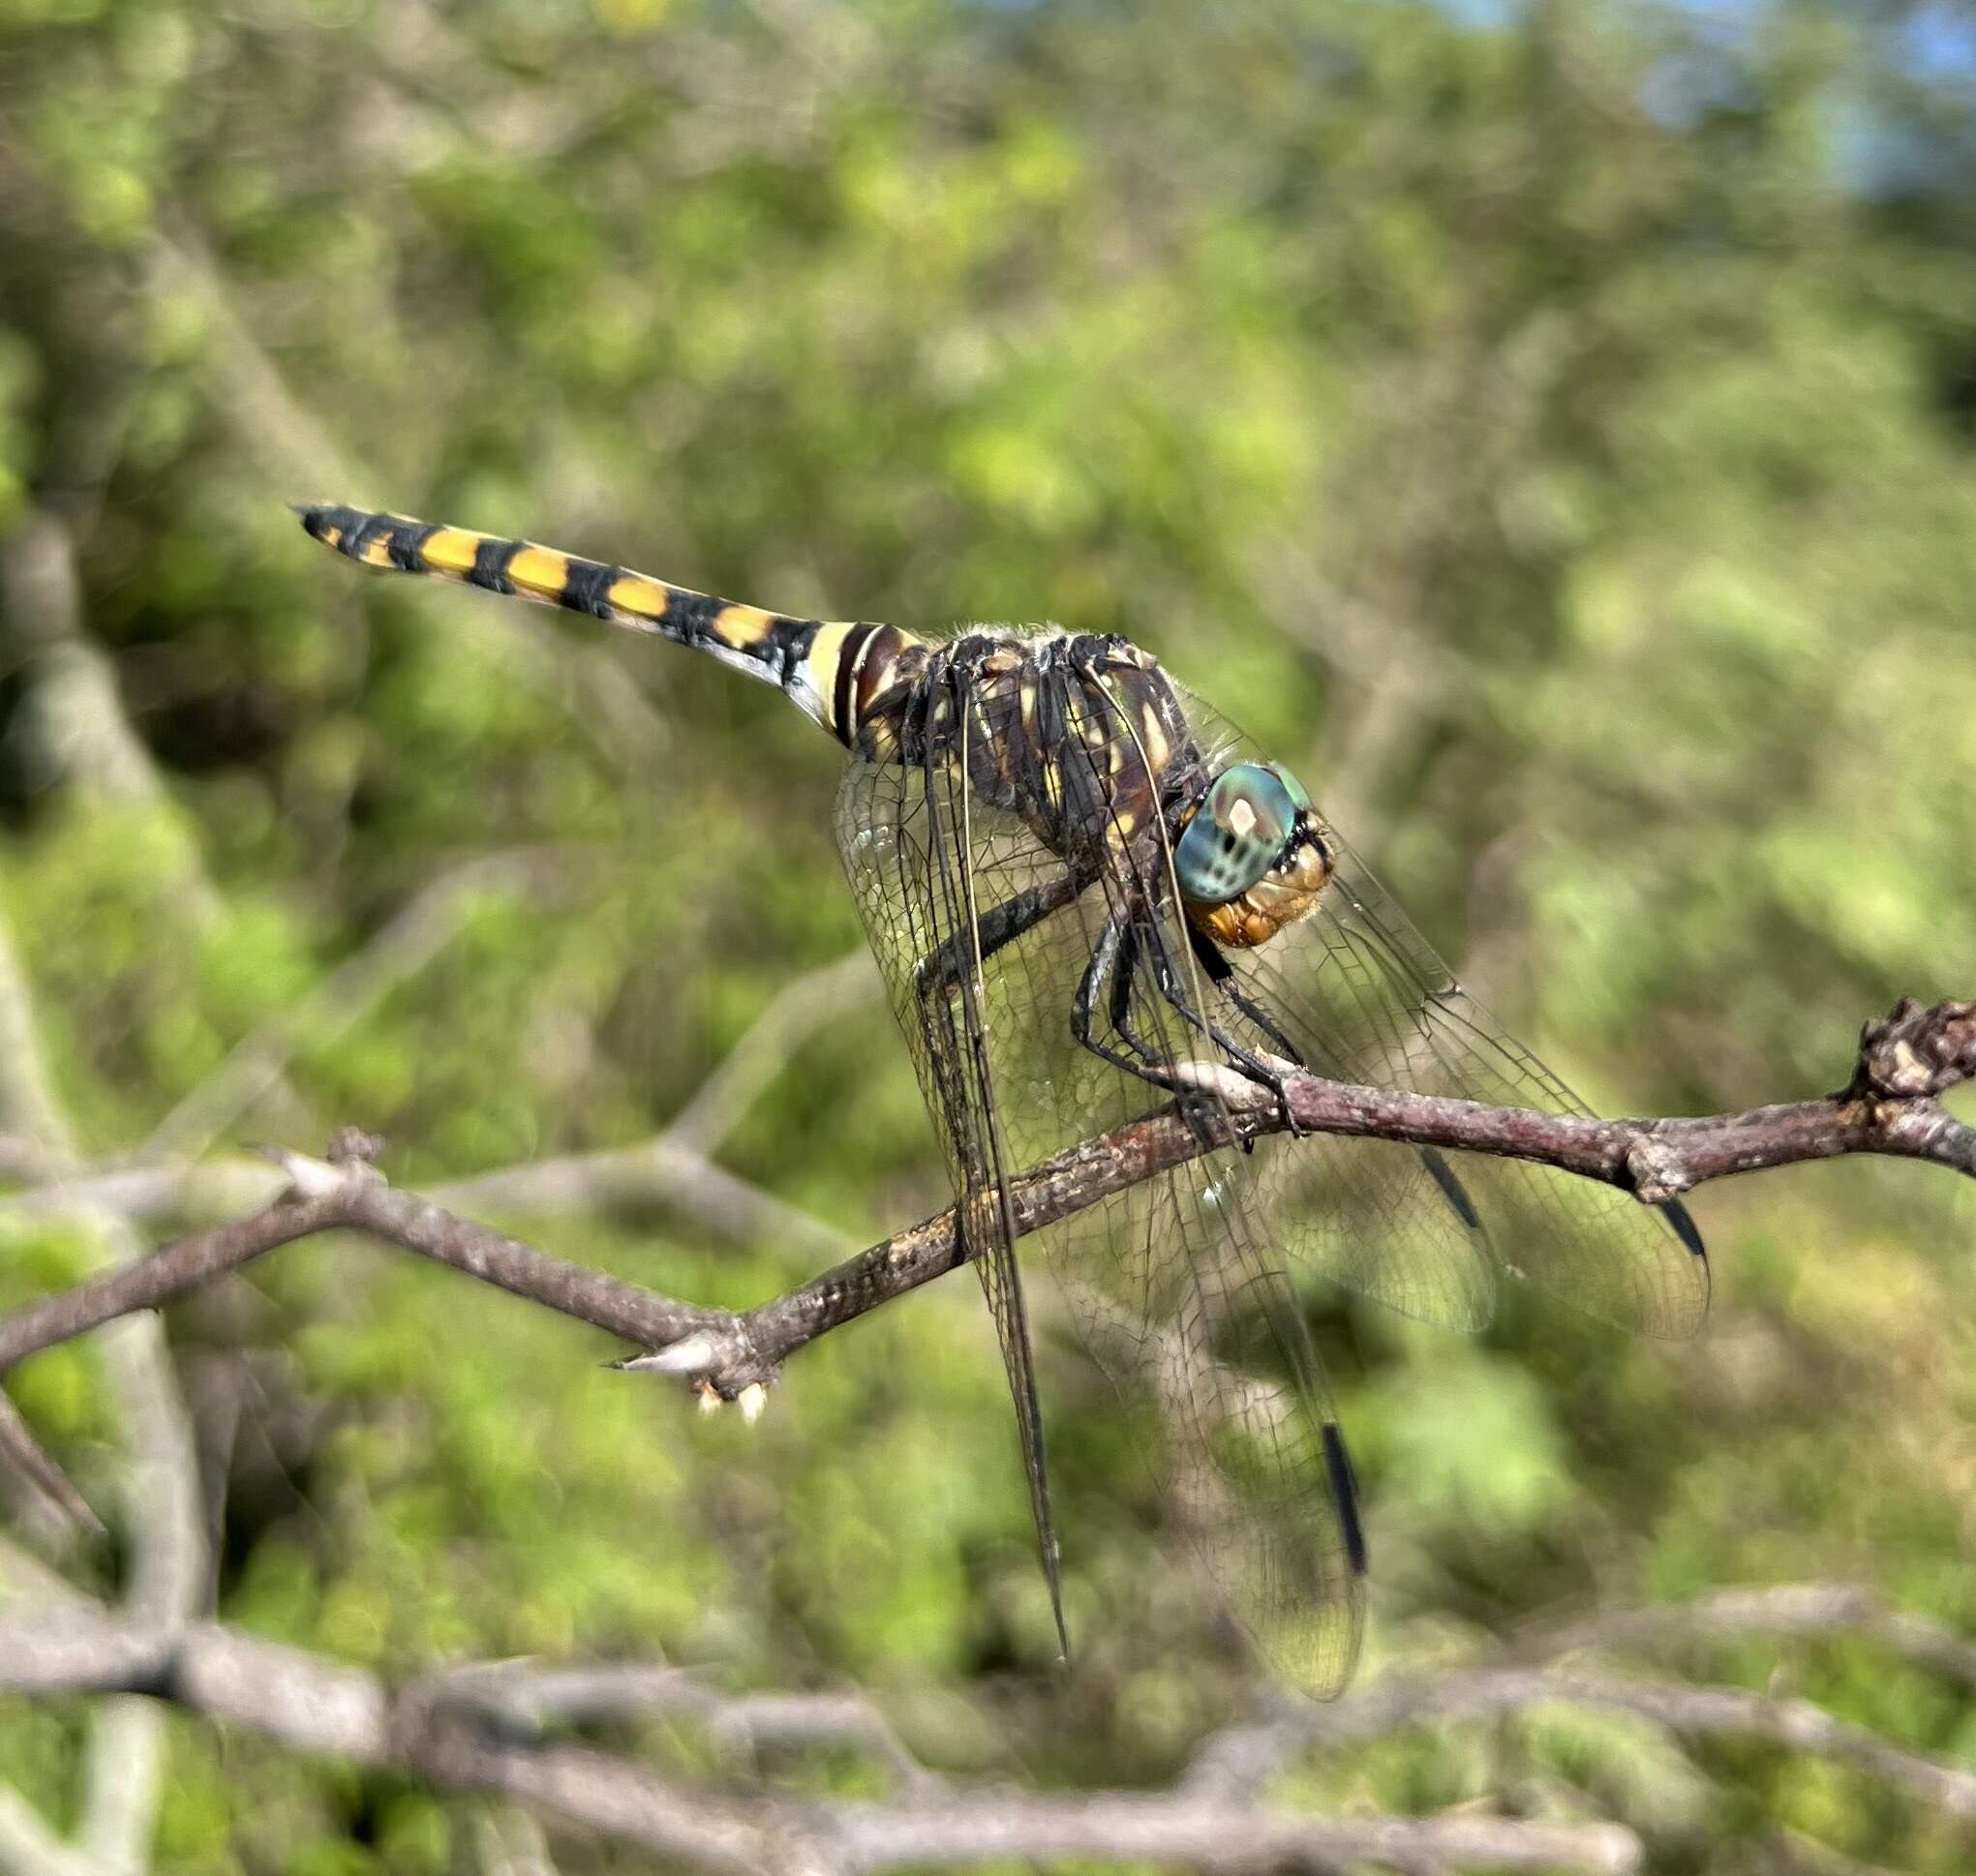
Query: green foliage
[{"left": 2, "top": 0, "right": 1973, "bottom": 1867}]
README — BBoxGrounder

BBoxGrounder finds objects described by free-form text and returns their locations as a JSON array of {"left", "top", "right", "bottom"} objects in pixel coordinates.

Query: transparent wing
[
  {"left": 836, "top": 644, "right": 1365, "bottom": 1694},
  {"left": 1182, "top": 686, "right": 1710, "bottom": 1339},
  {"left": 836, "top": 663, "right": 1070, "bottom": 1662}
]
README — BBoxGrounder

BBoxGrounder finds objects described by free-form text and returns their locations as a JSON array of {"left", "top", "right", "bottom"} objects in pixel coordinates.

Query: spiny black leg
[
  {"left": 1185, "top": 922, "right": 1308, "bottom": 1069},
  {"left": 1135, "top": 914, "right": 1304, "bottom": 1135},
  {"left": 1071, "top": 904, "right": 1196, "bottom": 1099},
  {"left": 1110, "top": 914, "right": 1265, "bottom": 1152},
  {"left": 915, "top": 867, "right": 1085, "bottom": 998},
  {"left": 1069, "top": 905, "right": 1126, "bottom": 1051},
  {"left": 1107, "top": 922, "right": 1170, "bottom": 1071}
]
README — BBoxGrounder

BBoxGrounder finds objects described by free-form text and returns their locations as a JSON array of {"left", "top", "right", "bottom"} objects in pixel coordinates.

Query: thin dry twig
[
  {"left": 0, "top": 1605, "right": 1643, "bottom": 1875},
  {"left": 0, "top": 1791, "right": 112, "bottom": 1876},
  {"left": 429, "top": 1135, "right": 855, "bottom": 1258},
  {"left": 471, "top": 1806, "right": 562, "bottom": 1876},
  {"left": 0, "top": 1130, "right": 850, "bottom": 1255},
  {"left": 1511, "top": 1583, "right": 1976, "bottom": 1691},
  {"left": 433, "top": 1658, "right": 934, "bottom": 1792},
  {"left": 0, "top": 910, "right": 210, "bottom": 1875},
  {"left": 1280, "top": 1669, "right": 1976, "bottom": 1820},
  {"left": 4, "top": 944, "right": 876, "bottom": 1256},
  {"left": 0, "top": 506, "right": 221, "bottom": 927},
  {"left": 1183, "top": 1584, "right": 1976, "bottom": 1804},
  {"left": 3, "top": 996, "right": 1973, "bottom": 1525}
]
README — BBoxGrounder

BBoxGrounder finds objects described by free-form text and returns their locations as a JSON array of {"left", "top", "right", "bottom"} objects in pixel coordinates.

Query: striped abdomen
[{"left": 295, "top": 503, "right": 925, "bottom": 758}]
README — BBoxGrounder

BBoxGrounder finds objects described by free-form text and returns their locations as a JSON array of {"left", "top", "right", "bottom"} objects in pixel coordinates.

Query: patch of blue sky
[{"left": 1902, "top": 3, "right": 1976, "bottom": 90}]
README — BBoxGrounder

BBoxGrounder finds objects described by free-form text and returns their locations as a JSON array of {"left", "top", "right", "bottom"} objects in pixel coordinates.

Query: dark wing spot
[
  {"left": 1661, "top": 1198, "right": 1707, "bottom": 1261},
  {"left": 1321, "top": 1422, "right": 1368, "bottom": 1575},
  {"left": 1419, "top": 1146, "right": 1483, "bottom": 1231}
]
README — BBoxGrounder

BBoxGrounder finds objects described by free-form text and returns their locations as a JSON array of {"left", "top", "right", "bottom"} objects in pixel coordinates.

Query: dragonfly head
[{"left": 1174, "top": 761, "right": 1333, "bottom": 949}]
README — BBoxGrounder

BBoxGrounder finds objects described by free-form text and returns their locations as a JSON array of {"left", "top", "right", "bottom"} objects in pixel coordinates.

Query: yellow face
[
  {"left": 1174, "top": 762, "right": 1334, "bottom": 949},
  {"left": 1187, "top": 829, "right": 1333, "bottom": 948}
]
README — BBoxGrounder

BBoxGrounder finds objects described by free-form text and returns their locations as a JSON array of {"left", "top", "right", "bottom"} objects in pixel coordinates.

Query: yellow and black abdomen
[{"left": 295, "top": 502, "right": 925, "bottom": 756}]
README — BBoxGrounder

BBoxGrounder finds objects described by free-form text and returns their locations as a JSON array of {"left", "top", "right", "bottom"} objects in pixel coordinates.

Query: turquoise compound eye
[
  {"left": 1175, "top": 763, "right": 1303, "bottom": 904},
  {"left": 1275, "top": 764, "right": 1313, "bottom": 816}
]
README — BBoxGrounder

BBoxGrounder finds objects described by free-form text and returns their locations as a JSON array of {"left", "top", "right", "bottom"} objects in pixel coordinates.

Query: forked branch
[
  {"left": 0, "top": 1606, "right": 1646, "bottom": 1875},
  {"left": 1, "top": 998, "right": 1972, "bottom": 1524}
]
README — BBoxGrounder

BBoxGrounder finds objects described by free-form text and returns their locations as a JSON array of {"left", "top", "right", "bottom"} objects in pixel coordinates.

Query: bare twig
[
  {"left": 1277, "top": 1669, "right": 1976, "bottom": 1820},
  {"left": 1, "top": 1131, "right": 844, "bottom": 1255},
  {"left": 1188, "top": 1585, "right": 1976, "bottom": 1803},
  {"left": 3, "top": 999, "right": 1974, "bottom": 1452},
  {"left": 5, "top": 947, "right": 875, "bottom": 1257},
  {"left": 0, "top": 1532, "right": 94, "bottom": 1609},
  {"left": 0, "top": 1381, "right": 98, "bottom": 1537},
  {"left": 76, "top": 1284, "right": 207, "bottom": 1875},
  {"left": 0, "top": 920, "right": 110, "bottom": 1528},
  {"left": 0, "top": 1606, "right": 1644, "bottom": 1875},
  {"left": 471, "top": 1807, "right": 561, "bottom": 1876},
  {"left": 430, "top": 1136, "right": 855, "bottom": 1259},
  {"left": 0, "top": 1154, "right": 282, "bottom": 1225},
  {"left": 820, "top": 1795, "right": 1639, "bottom": 1874},
  {"left": 0, "top": 906, "right": 80, "bottom": 1151},
  {"left": 0, "top": 508, "right": 219, "bottom": 931},
  {"left": 434, "top": 1659, "right": 933, "bottom": 1792},
  {"left": 1512, "top": 1583, "right": 1976, "bottom": 1692},
  {"left": 0, "top": 1178, "right": 372, "bottom": 1389},
  {"left": 0, "top": 911, "right": 210, "bottom": 1876}
]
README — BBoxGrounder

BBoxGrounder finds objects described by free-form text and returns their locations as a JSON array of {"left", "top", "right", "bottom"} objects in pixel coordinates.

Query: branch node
[
  {"left": 327, "top": 1126, "right": 387, "bottom": 1167},
  {"left": 1851, "top": 998, "right": 1976, "bottom": 1101},
  {"left": 1623, "top": 1134, "right": 1692, "bottom": 1205}
]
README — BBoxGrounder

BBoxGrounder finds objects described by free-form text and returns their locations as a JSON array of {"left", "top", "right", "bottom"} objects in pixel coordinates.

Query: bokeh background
[{"left": 2, "top": 0, "right": 1974, "bottom": 1869}]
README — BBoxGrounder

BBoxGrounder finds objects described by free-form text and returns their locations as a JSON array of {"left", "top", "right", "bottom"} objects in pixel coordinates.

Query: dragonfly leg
[
  {"left": 1069, "top": 900, "right": 1299, "bottom": 1143},
  {"left": 1106, "top": 922, "right": 1165, "bottom": 1067},
  {"left": 1070, "top": 904, "right": 1184, "bottom": 1096},
  {"left": 1130, "top": 913, "right": 1307, "bottom": 1135},
  {"left": 912, "top": 866, "right": 1087, "bottom": 999},
  {"left": 1185, "top": 923, "right": 1308, "bottom": 1069},
  {"left": 1186, "top": 921, "right": 1484, "bottom": 1217}
]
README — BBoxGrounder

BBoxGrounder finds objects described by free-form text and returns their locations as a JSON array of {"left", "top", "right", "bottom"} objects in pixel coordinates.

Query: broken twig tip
[
  {"left": 612, "top": 1333, "right": 719, "bottom": 1377},
  {"left": 254, "top": 1145, "right": 353, "bottom": 1200}
]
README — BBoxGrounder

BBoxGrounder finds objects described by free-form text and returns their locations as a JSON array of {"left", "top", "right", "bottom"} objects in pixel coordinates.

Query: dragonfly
[{"left": 298, "top": 501, "right": 1709, "bottom": 1695}]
